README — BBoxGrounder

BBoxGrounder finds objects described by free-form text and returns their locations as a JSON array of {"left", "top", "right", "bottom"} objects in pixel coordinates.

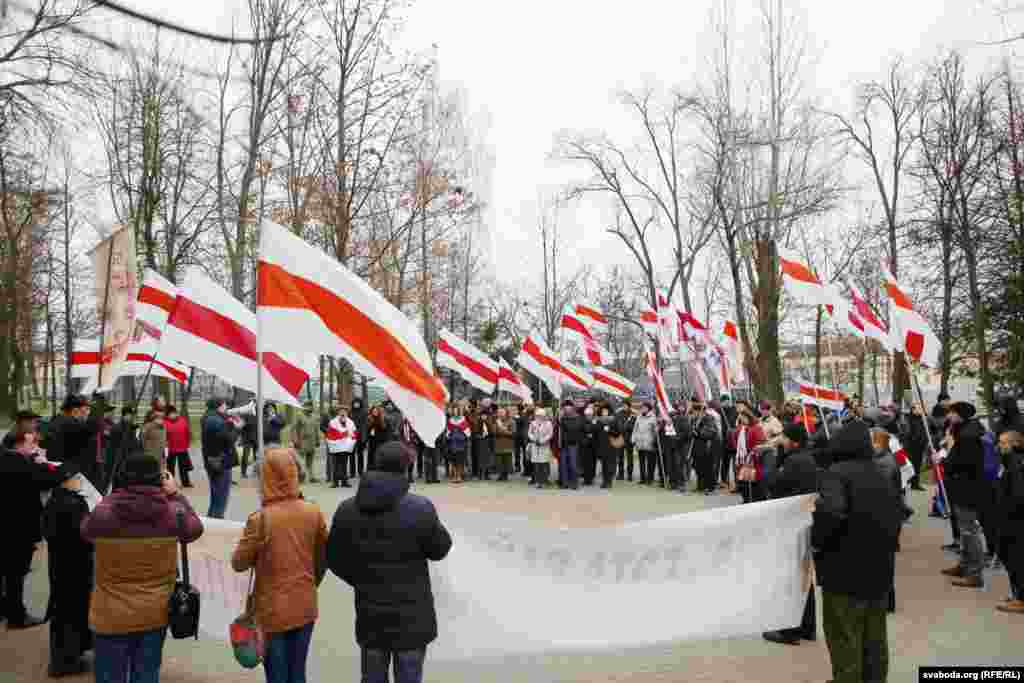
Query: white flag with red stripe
[
  {"left": 847, "top": 280, "right": 892, "bottom": 350},
  {"left": 72, "top": 337, "right": 189, "bottom": 391},
  {"left": 823, "top": 284, "right": 865, "bottom": 339},
  {"left": 639, "top": 307, "right": 659, "bottom": 338},
  {"left": 559, "top": 359, "right": 594, "bottom": 391},
  {"left": 257, "top": 222, "right": 446, "bottom": 439},
  {"left": 325, "top": 416, "right": 357, "bottom": 453},
  {"left": 798, "top": 382, "right": 847, "bottom": 412},
  {"left": 720, "top": 319, "right": 747, "bottom": 384},
  {"left": 497, "top": 358, "right": 532, "bottom": 402},
  {"left": 517, "top": 334, "right": 563, "bottom": 399},
  {"left": 136, "top": 269, "right": 179, "bottom": 340},
  {"left": 881, "top": 264, "right": 941, "bottom": 368},
  {"left": 892, "top": 436, "right": 916, "bottom": 490},
  {"left": 645, "top": 350, "right": 672, "bottom": 421},
  {"left": 561, "top": 310, "right": 594, "bottom": 345},
  {"left": 592, "top": 367, "right": 635, "bottom": 399},
  {"left": 167, "top": 267, "right": 312, "bottom": 408},
  {"left": 778, "top": 247, "right": 829, "bottom": 307},
  {"left": 436, "top": 329, "right": 498, "bottom": 395},
  {"left": 575, "top": 299, "right": 608, "bottom": 335},
  {"left": 656, "top": 290, "right": 678, "bottom": 352}
]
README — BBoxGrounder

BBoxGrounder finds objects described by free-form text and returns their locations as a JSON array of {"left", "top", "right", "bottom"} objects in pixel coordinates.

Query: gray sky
[{"left": 92, "top": 0, "right": 1018, "bottom": 300}]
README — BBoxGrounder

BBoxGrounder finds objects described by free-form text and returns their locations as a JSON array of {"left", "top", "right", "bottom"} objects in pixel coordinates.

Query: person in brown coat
[
  {"left": 232, "top": 446, "right": 329, "bottom": 683},
  {"left": 494, "top": 407, "right": 515, "bottom": 481}
]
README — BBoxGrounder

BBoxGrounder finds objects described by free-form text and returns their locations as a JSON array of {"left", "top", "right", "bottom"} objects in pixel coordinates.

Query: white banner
[
  {"left": 89, "top": 226, "right": 138, "bottom": 393},
  {"left": 190, "top": 496, "right": 813, "bottom": 660}
]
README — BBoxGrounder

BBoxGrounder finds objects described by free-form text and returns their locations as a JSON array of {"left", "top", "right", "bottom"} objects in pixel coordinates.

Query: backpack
[{"left": 981, "top": 431, "right": 1001, "bottom": 481}]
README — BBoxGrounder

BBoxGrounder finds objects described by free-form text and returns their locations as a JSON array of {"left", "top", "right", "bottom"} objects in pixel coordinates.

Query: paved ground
[{"left": 4, "top": 460, "right": 1020, "bottom": 682}]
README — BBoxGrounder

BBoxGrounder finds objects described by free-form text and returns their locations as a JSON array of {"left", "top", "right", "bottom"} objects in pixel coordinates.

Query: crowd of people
[{"left": 1, "top": 385, "right": 1022, "bottom": 682}]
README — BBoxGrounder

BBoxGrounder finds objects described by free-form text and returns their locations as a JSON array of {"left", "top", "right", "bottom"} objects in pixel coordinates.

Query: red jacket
[
  {"left": 164, "top": 416, "right": 191, "bottom": 453},
  {"left": 730, "top": 423, "right": 768, "bottom": 480}
]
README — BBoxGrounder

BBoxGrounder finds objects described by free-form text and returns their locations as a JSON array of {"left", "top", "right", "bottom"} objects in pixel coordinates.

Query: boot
[
  {"left": 996, "top": 600, "right": 1024, "bottom": 613},
  {"left": 941, "top": 565, "right": 964, "bottom": 577}
]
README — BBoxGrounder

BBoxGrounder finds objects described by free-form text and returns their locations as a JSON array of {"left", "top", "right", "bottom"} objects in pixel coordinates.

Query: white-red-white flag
[
  {"left": 72, "top": 337, "right": 189, "bottom": 391},
  {"left": 656, "top": 290, "right": 678, "bottom": 352},
  {"left": 517, "top": 334, "right": 562, "bottom": 399},
  {"left": 582, "top": 337, "right": 614, "bottom": 367},
  {"left": 823, "top": 283, "right": 866, "bottom": 339},
  {"left": 847, "top": 280, "right": 892, "bottom": 350},
  {"left": 136, "top": 269, "right": 178, "bottom": 340},
  {"left": 798, "top": 381, "right": 847, "bottom": 412},
  {"left": 561, "top": 310, "right": 594, "bottom": 345},
  {"left": 639, "top": 307, "right": 659, "bottom": 339},
  {"left": 436, "top": 329, "right": 498, "bottom": 395},
  {"left": 559, "top": 359, "right": 594, "bottom": 391},
  {"left": 892, "top": 436, "right": 916, "bottom": 490},
  {"left": 881, "top": 264, "right": 941, "bottom": 368},
  {"left": 778, "top": 247, "right": 829, "bottom": 307},
  {"left": 498, "top": 358, "right": 532, "bottom": 402},
  {"left": 592, "top": 366, "right": 635, "bottom": 399},
  {"left": 257, "top": 221, "right": 445, "bottom": 438},
  {"left": 168, "top": 266, "right": 312, "bottom": 408},
  {"left": 645, "top": 350, "right": 672, "bottom": 421},
  {"left": 575, "top": 299, "right": 608, "bottom": 335},
  {"left": 720, "top": 319, "right": 746, "bottom": 384},
  {"left": 325, "top": 415, "right": 356, "bottom": 453}
]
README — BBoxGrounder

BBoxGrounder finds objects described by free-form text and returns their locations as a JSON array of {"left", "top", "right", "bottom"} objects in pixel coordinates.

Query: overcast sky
[{"left": 93, "top": 0, "right": 1019, "bottom": 302}]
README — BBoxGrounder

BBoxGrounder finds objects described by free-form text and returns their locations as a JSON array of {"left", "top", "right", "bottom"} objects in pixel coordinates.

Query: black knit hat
[
  {"left": 374, "top": 441, "right": 411, "bottom": 474},
  {"left": 121, "top": 452, "right": 162, "bottom": 487},
  {"left": 783, "top": 423, "right": 807, "bottom": 446}
]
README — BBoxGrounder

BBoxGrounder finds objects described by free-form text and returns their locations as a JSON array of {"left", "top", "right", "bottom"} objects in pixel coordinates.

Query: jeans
[
  {"left": 821, "top": 591, "right": 888, "bottom": 683},
  {"left": 560, "top": 445, "right": 579, "bottom": 487},
  {"left": 167, "top": 451, "right": 191, "bottom": 486},
  {"left": 954, "top": 504, "right": 987, "bottom": 578},
  {"left": 207, "top": 468, "right": 232, "bottom": 519},
  {"left": 360, "top": 647, "right": 426, "bottom": 683},
  {"left": 264, "top": 622, "right": 314, "bottom": 683},
  {"left": 94, "top": 627, "right": 167, "bottom": 683}
]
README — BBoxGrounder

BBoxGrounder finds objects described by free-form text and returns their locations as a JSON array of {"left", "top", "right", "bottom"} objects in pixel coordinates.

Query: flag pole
[
  {"left": 906, "top": 356, "right": 947, "bottom": 508},
  {"left": 94, "top": 229, "right": 119, "bottom": 395},
  {"left": 256, "top": 232, "right": 265, "bottom": 488}
]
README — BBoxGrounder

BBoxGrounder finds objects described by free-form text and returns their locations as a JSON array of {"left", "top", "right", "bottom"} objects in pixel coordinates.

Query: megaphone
[{"left": 227, "top": 400, "right": 256, "bottom": 417}]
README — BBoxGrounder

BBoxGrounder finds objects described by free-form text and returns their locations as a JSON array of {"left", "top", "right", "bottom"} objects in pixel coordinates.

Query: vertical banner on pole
[{"left": 89, "top": 226, "right": 138, "bottom": 393}]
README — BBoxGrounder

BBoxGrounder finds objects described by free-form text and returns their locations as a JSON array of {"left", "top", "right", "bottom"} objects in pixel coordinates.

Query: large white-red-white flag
[
  {"left": 592, "top": 367, "right": 635, "bottom": 400},
  {"left": 798, "top": 382, "right": 847, "bottom": 412},
  {"left": 72, "top": 337, "right": 189, "bottom": 391},
  {"left": 497, "top": 358, "right": 532, "bottom": 402},
  {"left": 257, "top": 222, "right": 446, "bottom": 439},
  {"left": 561, "top": 310, "right": 613, "bottom": 366},
  {"left": 778, "top": 247, "right": 829, "bottom": 307},
  {"left": 881, "top": 264, "right": 941, "bottom": 368},
  {"left": 823, "top": 284, "right": 866, "bottom": 339},
  {"left": 436, "top": 329, "right": 498, "bottom": 395},
  {"left": 656, "top": 290, "right": 678, "bottom": 352},
  {"left": 575, "top": 299, "right": 608, "bottom": 335},
  {"left": 720, "top": 320, "right": 746, "bottom": 384},
  {"left": 136, "top": 269, "right": 178, "bottom": 340},
  {"left": 639, "top": 307, "right": 659, "bottom": 339},
  {"left": 167, "top": 267, "right": 313, "bottom": 408},
  {"left": 645, "top": 350, "right": 672, "bottom": 421},
  {"left": 559, "top": 359, "right": 594, "bottom": 391},
  {"left": 847, "top": 280, "right": 892, "bottom": 350},
  {"left": 517, "top": 334, "right": 562, "bottom": 399},
  {"left": 892, "top": 436, "right": 916, "bottom": 490}
]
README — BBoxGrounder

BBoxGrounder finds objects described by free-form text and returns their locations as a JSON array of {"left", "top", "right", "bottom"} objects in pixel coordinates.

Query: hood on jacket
[
  {"left": 110, "top": 486, "right": 171, "bottom": 524},
  {"left": 355, "top": 470, "right": 410, "bottom": 513},
  {"left": 826, "top": 421, "right": 874, "bottom": 463},
  {"left": 260, "top": 447, "right": 301, "bottom": 504}
]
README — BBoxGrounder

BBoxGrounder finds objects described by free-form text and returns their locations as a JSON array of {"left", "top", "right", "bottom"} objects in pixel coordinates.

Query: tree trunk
[
  {"left": 754, "top": 239, "right": 783, "bottom": 403},
  {"left": 964, "top": 250, "right": 995, "bottom": 409},
  {"left": 723, "top": 228, "right": 757, "bottom": 389},
  {"left": 939, "top": 206, "right": 954, "bottom": 396}
]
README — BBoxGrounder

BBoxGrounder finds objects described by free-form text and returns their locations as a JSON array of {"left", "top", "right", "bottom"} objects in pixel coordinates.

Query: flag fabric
[
  {"left": 656, "top": 291, "right": 678, "bottom": 352},
  {"left": 72, "top": 337, "right": 189, "bottom": 391},
  {"left": 592, "top": 367, "right": 635, "bottom": 399},
  {"left": 257, "top": 221, "right": 446, "bottom": 439},
  {"left": 498, "top": 358, "right": 532, "bottom": 402},
  {"left": 881, "top": 264, "right": 941, "bottom": 368},
  {"left": 847, "top": 280, "right": 891, "bottom": 350},
  {"left": 644, "top": 350, "right": 672, "bottom": 421},
  {"left": 166, "top": 267, "right": 311, "bottom": 408},
  {"left": 136, "top": 269, "right": 179, "bottom": 339},
  {"left": 798, "top": 382, "right": 847, "bottom": 412},
  {"left": 575, "top": 299, "right": 608, "bottom": 335},
  {"left": 436, "top": 329, "right": 499, "bottom": 395},
  {"left": 517, "top": 334, "right": 562, "bottom": 399},
  {"left": 559, "top": 359, "right": 594, "bottom": 391},
  {"left": 325, "top": 415, "right": 357, "bottom": 453},
  {"left": 720, "top": 320, "right": 746, "bottom": 384},
  {"left": 891, "top": 436, "right": 915, "bottom": 490},
  {"left": 561, "top": 310, "right": 612, "bottom": 366},
  {"left": 678, "top": 311, "right": 709, "bottom": 344},
  {"left": 89, "top": 227, "right": 138, "bottom": 392},
  {"left": 778, "top": 247, "right": 829, "bottom": 307},
  {"left": 582, "top": 337, "right": 613, "bottom": 367},
  {"left": 686, "top": 359, "right": 711, "bottom": 402},
  {"left": 639, "top": 307, "right": 659, "bottom": 339},
  {"left": 823, "top": 284, "right": 865, "bottom": 339}
]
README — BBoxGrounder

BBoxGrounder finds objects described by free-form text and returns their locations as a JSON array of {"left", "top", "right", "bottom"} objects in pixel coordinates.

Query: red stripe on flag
[
  {"left": 561, "top": 365, "right": 589, "bottom": 388},
  {"left": 138, "top": 285, "right": 177, "bottom": 313},
  {"left": 561, "top": 313, "right": 594, "bottom": 340},
  {"left": 640, "top": 309, "right": 657, "bottom": 323},
  {"left": 523, "top": 337, "right": 561, "bottom": 374},
  {"left": 779, "top": 256, "right": 821, "bottom": 286},
  {"left": 170, "top": 296, "right": 308, "bottom": 398},
  {"left": 724, "top": 320, "right": 738, "bottom": 341},
  {"left": 437, "top": 338, "right": 498, "bottom": 384},
  {"left": 258, "top": 262, "right": 443, "bottom": 408},
  {"left": 499, "top": 364, "right": 523, "bottom": 386},
  {"left": 594, "top": 371, "right": 631, "bottom": 396},
  {"left": 884, "top": 281, "right": 915, "bottom": 312},
  {"left": 576, "top": 304, "right": 607, "bottom": 325}
]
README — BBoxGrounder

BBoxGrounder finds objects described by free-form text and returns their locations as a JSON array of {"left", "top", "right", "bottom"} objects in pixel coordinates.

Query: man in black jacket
[
  {"left": 46, "top": 395, "right": 102, "bottom": 485},
  {"left": 904, "top": 402, "right": 929, "bottom": 491},
  {"left": 327, "top": 442, "right": 452, "bottom": 683},
  {"left": 763, "top": 423, "right": 820, "bottom": 645},
  {"left": 350, "top": 397, "right": 368, "bottom": 479},
  {"left": 940, "top": 401, "right": 988, "bottom": 587},
  {"left": 688, "top": 399, "right": 720, "bottom": 495},
  {"left": 201, "top": 398, "right": 237, "bottom": 519},
  {"left": 813, "top": 421, "right": 903, "bottom": 683},
  {"left": 559, "top": 402, "right": 585, "bottom": 489}
]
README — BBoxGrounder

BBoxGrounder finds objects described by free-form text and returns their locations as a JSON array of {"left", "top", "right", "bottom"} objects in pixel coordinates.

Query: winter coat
[
  {"left": 873, "top": 449, "right": 902, "bottom": 499},
  {"left": 494, "top": 417, "right": 515, "bottom": 454},
  {"left": 632, "top": 414, "right": 659, "bottom": 452},
  {"left": 326, "top": 470, "right": 452, "bottom": 650},
  {"left": 994, "top": 396, "right": 1024, "bottom": 438},
  {"left": 201, "top": 409, "right": 237, "bottom": 473},
  {"left": 945, "top": 414, "right": 987, "bottom": 510},
  {"left": 2, "top": 450, "right": 77, "bottom": 545},
  {"left": 905, "top": 413, "right": 929, "bottom": 454},
  {"left": 514, "top": 413, "right": 531, "bottom": 443},
  {"left": 163, "top": 416, "right": 191, "bottom": 453},
  {"left": 998, "top": 447, "right": 1024, "bottom": 541},
  {"left": 293, "top": 413, "right": 321, "bottom": 452},
  {"left": 560, "top": 413, "right": 587, "bottom": 447},
  {"left": 686, "top": 412, "right": 720, "bottom": 463},
  {"left": 263, "top": 411, "right": 287, "bottom": 446},
  {"left": 45, "top": 414, "right": 102, "bottom": 483},
  {"left": 81, "top": 485, "right": 203, "bottom": 635},
  {"left": 141, "top": 420, "right": 167, "bottom": 462},
  {"left": 350, "top": 401, "right": 368, "bottom": 444},
  {"left": 812, "top": 422, "right": 903, "bottom": 601},
  {"left": 765, "top": 446, "right": 819, "bottom": 499},
  {"left": 231, "top": 448, "right": 328, "bottom": 634},
  {"left": 528, "top": 418, "right": 554, "bottom": 464},
  {"left": 42, "top": 486, "right": 94, "bottom": 663}
]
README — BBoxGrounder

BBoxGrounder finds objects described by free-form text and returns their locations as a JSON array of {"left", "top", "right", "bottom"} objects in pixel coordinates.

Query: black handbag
[{"left": 168, "top": 509, "right": 201, "bottom": 640}]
